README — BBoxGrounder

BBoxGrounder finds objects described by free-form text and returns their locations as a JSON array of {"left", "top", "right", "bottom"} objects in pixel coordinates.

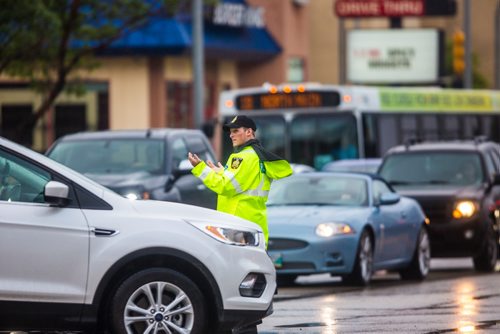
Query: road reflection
[
  {"left": 260, "top": 259, "right": 500, "bottom": 333},
  {"left": 456, "top": 282, "right": 478, "bottom": 333},
  {"left": 319, "top": 296, "right": 337, "bottom": 333}
]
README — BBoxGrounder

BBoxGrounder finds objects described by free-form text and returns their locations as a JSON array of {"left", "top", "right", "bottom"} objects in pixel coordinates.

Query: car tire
[
  {"left": 473, "top": 224, "right": 498, "bottom": 272},
  {"left": 109, "top": 268, "right": 207, "bottom": 334},
  {"left": 343, "top": 229, "right": 373, "bottom": 286},
  {"left": 399, "top": 226, "right": 431, "bottom": 280}
]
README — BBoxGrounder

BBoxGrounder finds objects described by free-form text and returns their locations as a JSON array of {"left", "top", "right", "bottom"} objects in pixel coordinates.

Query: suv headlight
[
  {"left": 189, "top": 222, "right": 261, "bottom": 247},
  {"left": 118, "top": 187, "right": 151, "bottom": 200},
  {"left": 316, "top": 222, "right": 354, "bottom": 237},
  {"left": 452, "top": 200, "right": 478, "bottom": 219}
]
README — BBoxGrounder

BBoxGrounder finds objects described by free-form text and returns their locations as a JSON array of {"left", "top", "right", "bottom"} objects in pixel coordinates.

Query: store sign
[
  {"left": 212, "top": 3, "right": 265, "bottom": 28},
  {"left": 335, "top": 0, "right": 424, "bottom": 17},
  {"left": 347, "top": 29, "right": 439, "bottom": 84}
]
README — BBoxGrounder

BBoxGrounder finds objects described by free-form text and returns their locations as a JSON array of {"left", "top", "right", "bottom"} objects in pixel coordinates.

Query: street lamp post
[
  {"left": 192, "top": 0, "right": 204, "bottom": 129},
  {"left": 463, "top": 0, "right": 472, "bottom": 88},
  {"left": 496, "top": 0, "right": 500, "bottom": 89}
]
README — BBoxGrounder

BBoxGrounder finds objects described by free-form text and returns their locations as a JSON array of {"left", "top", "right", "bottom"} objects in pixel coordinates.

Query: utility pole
[
  {"left": 192, "top": 0, "right": 204, "bottom": 129},
  {"left": 339, "top": 18, "right": 346, "bottom": 84},
  {"left": 496, "top": 0, "right": 500, "bottom": 89},
  {"left": 463, "top": 0, "right": 472, "bottom": 88}
]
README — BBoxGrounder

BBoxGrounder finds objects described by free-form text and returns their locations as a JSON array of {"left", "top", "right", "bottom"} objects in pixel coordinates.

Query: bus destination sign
[{"left": 235, "top": 91, "right": 341, "bottom": 111}]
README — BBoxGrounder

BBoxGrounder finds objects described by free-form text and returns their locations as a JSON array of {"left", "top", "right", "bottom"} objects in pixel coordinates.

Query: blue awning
[{"left": 100, "top": 17, "right": 281, "bottom": 62}]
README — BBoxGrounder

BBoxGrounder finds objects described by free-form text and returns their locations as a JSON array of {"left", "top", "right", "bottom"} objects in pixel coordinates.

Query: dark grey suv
[
  {"left": 378, "top": 139, "right": 500, "bottom": 271},
  {"left": 46, "top": 129, "right": 217, "bottom": 209}
]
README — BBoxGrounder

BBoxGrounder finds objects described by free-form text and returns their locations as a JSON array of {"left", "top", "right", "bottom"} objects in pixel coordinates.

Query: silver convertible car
[{"left": 267, "top": 172, "right": 431, "bottom": 286}]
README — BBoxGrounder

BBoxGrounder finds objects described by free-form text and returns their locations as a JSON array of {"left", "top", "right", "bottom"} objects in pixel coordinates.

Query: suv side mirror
[
  {"left": 379, "top": 192, "right": 400, "bottom": 205},
  {"left": 492, "top": 174, "right": 500, "bottom": 186},
  {"left": 173, "top": 159, "right": 193, "bottom": 177},
  {"left": 45, "top": 181, "right": 70, "bottom": 207},
  {"left": 166, "top": 160, "right": 193, "bottom": 192}
]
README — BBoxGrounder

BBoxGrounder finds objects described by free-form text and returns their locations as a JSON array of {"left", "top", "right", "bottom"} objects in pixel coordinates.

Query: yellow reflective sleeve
[
  {"left": 192, "top": 155, "right": 257, "bottom": 196},
  {"left": 263, "top": 159, "right": 293, "bottom": 180}
]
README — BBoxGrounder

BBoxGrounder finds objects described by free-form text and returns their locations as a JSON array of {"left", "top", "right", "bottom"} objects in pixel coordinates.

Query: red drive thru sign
[{"left": 335, "top": 0, "right": 425, "bottom": 17}]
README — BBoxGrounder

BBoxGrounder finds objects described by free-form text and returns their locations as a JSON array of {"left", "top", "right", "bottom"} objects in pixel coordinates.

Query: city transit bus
[{"left": 216, "top": 83, "right": 500, "bottom": 170}]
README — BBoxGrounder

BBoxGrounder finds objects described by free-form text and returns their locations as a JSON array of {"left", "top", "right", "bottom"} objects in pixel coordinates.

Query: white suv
[{"left": 0, "top": 136, "right": 276, "bottom": 333}]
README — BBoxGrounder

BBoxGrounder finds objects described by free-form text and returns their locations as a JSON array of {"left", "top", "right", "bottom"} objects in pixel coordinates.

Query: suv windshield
[
  {"left": 48, "top": 139, "right": 166, "bottom": 175},
  {"left": 379, "top": 152, "right": 484, "bottom": 186}
]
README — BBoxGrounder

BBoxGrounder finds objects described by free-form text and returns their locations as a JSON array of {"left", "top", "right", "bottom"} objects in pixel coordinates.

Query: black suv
[
  {"left": 46, "top": 128, "right": 217, "bottom": 209},
  {"left": 378, "top": 139, "right": 500, "bottom": 271}
]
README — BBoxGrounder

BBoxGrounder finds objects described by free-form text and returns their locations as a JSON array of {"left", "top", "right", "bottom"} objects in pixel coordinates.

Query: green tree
[{"left": 0, "top": 0, "right": 211, "bottom": 144}]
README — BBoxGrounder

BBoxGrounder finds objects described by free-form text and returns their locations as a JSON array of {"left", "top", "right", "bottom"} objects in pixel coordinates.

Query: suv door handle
[{"left": 91, "top": 227, "right": 119, "bottom": 237}]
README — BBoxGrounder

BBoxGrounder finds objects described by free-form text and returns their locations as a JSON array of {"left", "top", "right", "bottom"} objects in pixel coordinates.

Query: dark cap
[{"left": 223, "top": 116, "right": 257, "bottom": 132}]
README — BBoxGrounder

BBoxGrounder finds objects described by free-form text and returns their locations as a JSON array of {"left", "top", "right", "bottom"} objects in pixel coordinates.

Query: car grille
[
  {"left": 280, "top": 262, "right": 315, "bottom": 270},
  {"left": 268, "top": 238, "right": 308, "bottom": 251},
  {"left": 415, "top": 197, "right": 451, "bottom": 224}
]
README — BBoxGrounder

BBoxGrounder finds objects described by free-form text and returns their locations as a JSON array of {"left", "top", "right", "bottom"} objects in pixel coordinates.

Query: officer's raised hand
[
  {"left": 207, "top": 160, "right": 224, "bottom": 173},
  {"left": 187, "top": 152, "right": 202, "bottom": 167}
]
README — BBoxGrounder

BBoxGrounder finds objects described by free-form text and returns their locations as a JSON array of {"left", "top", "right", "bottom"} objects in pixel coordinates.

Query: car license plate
[{"left": 270, "top": 253, "right": 283, "bottom": 268}]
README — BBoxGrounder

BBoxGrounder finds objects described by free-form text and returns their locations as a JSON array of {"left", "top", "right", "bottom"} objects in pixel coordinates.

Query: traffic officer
[{"left": 188, "top": 115, "right": 292, "bottom": 245}]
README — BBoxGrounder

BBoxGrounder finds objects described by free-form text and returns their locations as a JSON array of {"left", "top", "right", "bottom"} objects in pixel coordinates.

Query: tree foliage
[{"left": 0, "top": 0, "right": 203, "bottom": 144}]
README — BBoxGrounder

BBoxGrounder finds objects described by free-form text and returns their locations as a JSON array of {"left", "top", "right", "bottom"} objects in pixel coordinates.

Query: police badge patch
[{"left": 231, "top": 157, "right": 243, "bottom": 169}]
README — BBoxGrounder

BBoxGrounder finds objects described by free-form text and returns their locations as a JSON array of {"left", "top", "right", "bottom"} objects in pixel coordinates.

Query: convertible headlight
[
  {"left": 316, "top": 222, "right": 354, "bottom": 237},
  {"left": 189, "top": 222, "right": 261, "bottom": 247},
  {"left": 452, "top": 200, "right": 478, "bottom": 219}
]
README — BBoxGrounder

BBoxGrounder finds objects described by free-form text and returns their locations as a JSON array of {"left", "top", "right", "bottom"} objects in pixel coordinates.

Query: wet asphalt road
[{"left": 257, "top": 259, "right": 500, "bottom": 334}]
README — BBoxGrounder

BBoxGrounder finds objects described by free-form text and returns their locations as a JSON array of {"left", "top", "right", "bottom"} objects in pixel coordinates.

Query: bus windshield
[
  {"left": 290, "top": 113, "right": 358, "bottom": 169},
  {"left": 222, "top": 112, "right": 358, "bottom": 170}
]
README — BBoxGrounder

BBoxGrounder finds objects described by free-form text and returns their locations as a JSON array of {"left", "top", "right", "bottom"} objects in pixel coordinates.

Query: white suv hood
[{"left": 130, "top": 199, "right": 262, "bottom": 232}]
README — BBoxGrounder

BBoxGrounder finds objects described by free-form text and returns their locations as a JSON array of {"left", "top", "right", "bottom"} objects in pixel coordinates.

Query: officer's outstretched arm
[{"left": 192, "top": 158, "right": 258, "bottom": 196}]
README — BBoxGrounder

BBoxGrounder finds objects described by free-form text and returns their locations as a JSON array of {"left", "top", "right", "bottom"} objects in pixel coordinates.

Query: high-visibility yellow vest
[{"left": 192, "top": 146, "right": 292, "bottom": 244}]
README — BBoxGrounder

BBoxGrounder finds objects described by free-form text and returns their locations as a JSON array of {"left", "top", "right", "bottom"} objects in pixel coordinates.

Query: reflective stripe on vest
[
  {"left": 223, "top": 170, "right": 243, "bottom": 194},
  {"left": 242, "top": 173, "right": 269, "bottom": 197},
  {"left": 198, "top": 166, "right": 212, "bottom": 181}
]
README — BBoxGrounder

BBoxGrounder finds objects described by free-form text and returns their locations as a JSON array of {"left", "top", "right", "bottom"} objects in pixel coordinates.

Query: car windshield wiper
[
  {"left": 388, "top": 180, "right": 413, "bottom": 185},
  {"left": 426, "top": 179, "right": 450, "bottom": 184},
  {"left": 389, "top": 179, "right": 450, "bottom": 186}
]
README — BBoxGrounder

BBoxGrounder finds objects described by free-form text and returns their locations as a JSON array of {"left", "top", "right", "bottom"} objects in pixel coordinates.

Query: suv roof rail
[
  {"left": 403, "top": 137, "right": 421, "bottom": 149},
  {"left": 473, "top": 135, "right": 488, "bottom": 145}
]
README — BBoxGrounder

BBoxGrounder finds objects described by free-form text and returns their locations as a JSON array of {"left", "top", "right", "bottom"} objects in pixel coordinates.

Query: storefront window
[
  {"left": 167, "top": 81, "right": 215, "bottom": 128},
  {"left": 0, "top": 105, "right": 33, "bottom": 147},
  {"left": 287, "top": 57, "right": 304, "bottom": 83}
]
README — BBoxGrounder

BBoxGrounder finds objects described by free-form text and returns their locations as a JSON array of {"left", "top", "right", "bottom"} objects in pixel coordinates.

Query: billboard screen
[{"left": 347, "top": 29, "right": 440, "bottom": 84}]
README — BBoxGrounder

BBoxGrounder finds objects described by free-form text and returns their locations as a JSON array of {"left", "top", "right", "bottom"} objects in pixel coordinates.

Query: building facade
[
  {"left": 0, "top": 0, "right": 498, "bottom": 155},
  {"left": 309, "top": 0, "right": 499, "bottom": 88}
]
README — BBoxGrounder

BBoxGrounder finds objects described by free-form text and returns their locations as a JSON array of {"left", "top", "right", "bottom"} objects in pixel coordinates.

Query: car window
[
  {"left": 185, "top": 136, "right": 215, "bottom": 162},
  {"left": 484, "top": 152, "right": 497, "bottom": 179},
  {"left": 486, "top": 149, "right": 500, "bottom": 173},
  {"left": 172, "top": 138, "right": 189, "bottom": 169},
  {"left": 268, "top": 175, "right": 368, "bottom": 207},
  {"left": 380, "top": 152, "right": 484, "bottom": 186},
  {"left": 372, "top": 179, "right": 392, "bottom": 205},
  {"left": 48, "top": 139, "right": 165, "bottom": 175},
  {"left": 0, "top": 149, "right": 51, "bottom": 203}
]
